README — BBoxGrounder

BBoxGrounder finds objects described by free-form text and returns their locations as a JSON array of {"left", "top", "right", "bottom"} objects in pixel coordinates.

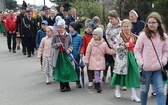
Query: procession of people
[{"left": 1, "top": 1, "right": 168, "bottom": 105}]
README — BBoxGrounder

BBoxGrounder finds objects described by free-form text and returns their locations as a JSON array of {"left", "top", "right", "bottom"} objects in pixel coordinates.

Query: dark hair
[
  {"left": 22, "top": 0, "right": 27, "bottom": 8},
  {"left": 144, "top": 12, "right": 166, "bottom": 41}
]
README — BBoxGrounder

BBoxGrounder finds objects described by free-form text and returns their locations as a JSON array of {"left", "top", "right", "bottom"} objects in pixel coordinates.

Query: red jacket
[
  {"left": 80, "top": 31, "right": 93, "bottom": 55},
  {"left": 5, "top": 16, "right": 17, "bottom": 32}
]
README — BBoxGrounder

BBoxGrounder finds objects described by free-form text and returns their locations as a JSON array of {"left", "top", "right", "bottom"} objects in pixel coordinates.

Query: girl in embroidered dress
[
  {"left": 110, "top": 19, "right": 140, "bottom": 102},
  {"left": 51, "top": 19, "right": 78, "bottom": 92},
  {"left": 37, "top": 26, "right": 54, "bottom": 84}
]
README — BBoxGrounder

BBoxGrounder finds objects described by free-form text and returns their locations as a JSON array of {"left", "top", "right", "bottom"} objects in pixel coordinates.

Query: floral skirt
[
  {"left": 110, "top": 50, "right": 140, "bottom": 88},
  {"left": 54, "top": 52, "right": 78, "bottom": 82},
  {"left": 42, "top": 57, "right": 53, "bottom": 74}
]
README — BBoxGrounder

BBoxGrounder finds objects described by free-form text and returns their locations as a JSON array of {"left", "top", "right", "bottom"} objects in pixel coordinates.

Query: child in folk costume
[
  {"left": 51, "top": 19, "right": 78, "bottom": 92},
  {"left": 85, "top": 28, "right": 116, "bottom": 93},
  {"left": 110, "top": 19, "right": 140, "bottom": 102},
  {"left": 0, "top": 12, "right": 7, "bottom": 36},
  {"left": 37, "top": 26, "right": 54, "bottom": 84},
  {"left": 80, "top": 21, "right": 97, "bottom": 88},
  {"left": 69, "top": 21, "right": 83, "bottom": 88},
  {"left": 106, "top": 10, "right": 127, "bottom": 91}
]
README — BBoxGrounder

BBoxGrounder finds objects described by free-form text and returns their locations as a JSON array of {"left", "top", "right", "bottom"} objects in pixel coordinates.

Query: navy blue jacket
[
  {"left": 132, "top": 20, "right": 145, "bottom": 35},
  {"left": 36, "top": 29, "right": 46, "bottom": 48}
]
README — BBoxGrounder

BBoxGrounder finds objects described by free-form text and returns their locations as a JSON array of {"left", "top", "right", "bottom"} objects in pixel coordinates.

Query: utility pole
[
  {"left": 44, "top": 0, "right": 46, "bottom": 6},
  {"left": 119, "top": 0, "right": 122, "bottom": 18}
]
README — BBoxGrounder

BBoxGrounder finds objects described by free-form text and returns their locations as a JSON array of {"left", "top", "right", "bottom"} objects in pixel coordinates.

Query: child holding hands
[
  {"left": 110, "top": 19, "right": 140, "bottom": 102},
  {"left": 37, "top": 26, "right": 54, "bottom": 84},
  {"left": 85, "top": 28, "right": 116, "bottom": 93},
  {"left": 80, "top": 21, "right": 97, "bottom": 88}
]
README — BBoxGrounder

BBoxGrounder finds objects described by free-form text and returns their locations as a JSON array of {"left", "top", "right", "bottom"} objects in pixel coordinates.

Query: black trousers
[
  {"left": 26, "top": 37, "right": 34, "bottom": 56},
  {"left": 75, "top": 59, "right": 80, "bottom": 84},
  {"left": 21, "top": 37, "right": 26, "bottom": 53},
  {"left": 7, "top": 32, "right": 16, "bottom": 51}
]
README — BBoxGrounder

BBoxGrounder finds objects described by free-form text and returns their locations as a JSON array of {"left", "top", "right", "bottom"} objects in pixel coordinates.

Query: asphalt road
[{"left": 0, "top": 35, "right": 157, "bottom": 105}]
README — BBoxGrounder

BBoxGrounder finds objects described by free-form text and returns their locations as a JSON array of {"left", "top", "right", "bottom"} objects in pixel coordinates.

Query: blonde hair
[
  {"left": 46, "top": 26, "right": 54, "bottom": 31},
  {"left": 122, "top": 19, "right": 132, "bottom": 28},
  {"left": 71, "top": 8, "right": 76, "bottom": 11},
  {"left": 50, "top": 9, "right": 57, "bottom": 16}
]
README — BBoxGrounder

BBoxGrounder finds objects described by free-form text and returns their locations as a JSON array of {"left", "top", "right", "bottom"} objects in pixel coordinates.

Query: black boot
[
  {"left": 94, "top": 82, "right": 97, "bottom": 89},
  {"left": 96, "top": 82, "right": 102, "bottom": 93},
  {"left": 60, "top": 82, "right": 66, "bottom": 92},
  {"left": 65, "top": 82, "right": 71, "bottom": 91}
]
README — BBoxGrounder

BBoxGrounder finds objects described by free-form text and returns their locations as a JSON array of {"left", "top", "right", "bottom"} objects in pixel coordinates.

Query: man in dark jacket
[
  {"left": 16, "top": 7, "right": 26, "bottom": 51},
  {"left": 66, "top": 8, "right": 82, "bottom": 34},
  {"left": 37, "top": 10, "right": 48, "bottom": 29},
  {"left": 21, "top": 10, "right": 37, "bottom": 57},
  {"left": 56, "top": 6, "right": 64, "bottom": 18},
  {"left": 47, "top": 10, "right": 56, "bottom": 26}
]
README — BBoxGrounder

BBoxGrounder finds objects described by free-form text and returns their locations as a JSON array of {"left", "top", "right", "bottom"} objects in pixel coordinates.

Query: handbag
[
  {"left": 150, "top": 38, "right": 168, "bottom": 81},
  {"left": 164, "top": 60, "right": 168, "bottom": 70}
]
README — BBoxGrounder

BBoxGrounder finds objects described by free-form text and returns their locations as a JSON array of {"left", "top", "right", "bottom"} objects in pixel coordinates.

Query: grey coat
[{"left": 51, "top": 32, "right": 73, "bottom": 68}]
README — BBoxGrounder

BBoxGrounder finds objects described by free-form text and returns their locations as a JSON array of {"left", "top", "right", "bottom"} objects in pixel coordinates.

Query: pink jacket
[
  {"left": 134, "top": 32, "right": 168, "bottom": 71},
  {"left": 85, "top": 38, "right": 115, "bottom": 70},
  {"left": 38, "top": 36, "right": 53, "bottom": 58}
]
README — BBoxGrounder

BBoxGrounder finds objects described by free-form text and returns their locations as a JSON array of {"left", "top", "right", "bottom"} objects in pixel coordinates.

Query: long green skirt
[
  {"left": 0, "top": 23, "right": 6, "bottom": 33},
  {"left": 54, "top": 52, "right": 78, "bottom": 82},
  {"left": 106, "top": 62, "right": 115, "bottom": 66},
  {"left": 110, "top": 50, "right": 140, "bottom": 88}
]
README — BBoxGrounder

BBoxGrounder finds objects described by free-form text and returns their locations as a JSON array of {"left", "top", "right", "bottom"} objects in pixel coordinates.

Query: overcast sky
[{"left": 16, "top": 0, "right": 54, "bottom": 7}]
